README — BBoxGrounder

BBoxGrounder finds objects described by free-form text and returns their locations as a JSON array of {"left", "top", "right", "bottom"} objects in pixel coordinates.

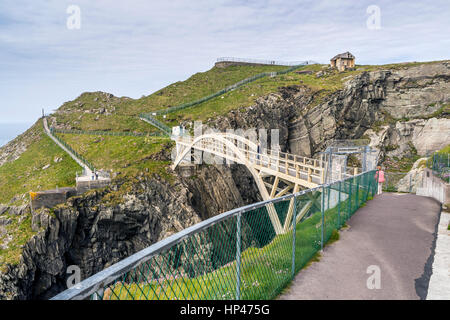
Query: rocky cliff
[
  {"left": 210, "top": 61, "right": 450, "bottom": 160},
  {"left": 0, "top": 163, "right": 260, "bottom": 300},
  {"left": 1, "top": 60, "right": 449, "bottom": 300}
]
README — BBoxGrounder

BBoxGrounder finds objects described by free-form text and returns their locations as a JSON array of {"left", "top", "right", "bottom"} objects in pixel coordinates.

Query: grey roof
[{"left": 331, "top": 52, "right": 355, "bottom": 61}]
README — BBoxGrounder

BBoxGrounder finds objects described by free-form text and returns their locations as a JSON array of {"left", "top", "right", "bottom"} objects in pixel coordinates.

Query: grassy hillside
[
  {"left": 1, "top": 60, "right": 444, "bottom": 206},
  {"left": 54, "top": 65, "right": 288, "bottom": 133},
  {"left": 0, "top": 120, "right": 80, "bottom": 205},
  {"left": 56, "top": 133, "right": 173, "bottom": 180}
]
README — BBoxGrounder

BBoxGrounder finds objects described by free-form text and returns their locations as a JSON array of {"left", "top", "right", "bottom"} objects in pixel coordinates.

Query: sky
[{"left": 0, "top": 0, "right": 449, "bottom": 123}]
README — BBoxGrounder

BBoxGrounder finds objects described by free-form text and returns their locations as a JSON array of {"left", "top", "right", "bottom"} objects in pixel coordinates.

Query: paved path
[
  {"left": 43, "top": 117, "right": 93, "bottom": 176},
  {"left": 280, "top": 193, "right": 441, "bottom": 300}
]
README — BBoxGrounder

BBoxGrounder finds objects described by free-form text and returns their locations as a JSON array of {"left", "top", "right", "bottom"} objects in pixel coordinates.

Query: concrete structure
[
  {"left": 30, "top": 177, "right": 111, "bottom": 210},
  {"left": 416, "top": 168, "right": 450, "bottom": 204},
  {"left": 426, "top": 209, "right": 450, "bottom": 300},
  {"left": 30, "top": 188, "right": 77, "bottom": 211},
  {"left": 330, "top": 52, "right": 355, "bottom": 72}
]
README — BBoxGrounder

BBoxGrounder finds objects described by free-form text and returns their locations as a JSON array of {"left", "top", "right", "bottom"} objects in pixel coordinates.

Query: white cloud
[{"left": 0, "top": 0, "right": 449, "bottom": 122}]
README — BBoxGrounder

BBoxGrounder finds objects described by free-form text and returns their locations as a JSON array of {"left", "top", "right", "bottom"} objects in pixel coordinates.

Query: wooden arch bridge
[{"left": 172, "top": 132, "right": 359, "bottom": 235}]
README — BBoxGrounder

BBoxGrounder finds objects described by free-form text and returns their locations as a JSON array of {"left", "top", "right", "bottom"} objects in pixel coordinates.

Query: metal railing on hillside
[
  {"left": 139, "top": 114, "right": 172, "bottom": 136},
  {"left": 49, "top": 128, "right": 96, "bottom": 172},
  {"left": 51, "top": 128, "right": 166, "bottom": 138},
  {"left": 52, "top": 170, "right": 377, "bottom": 300},
  {"left": 217, "top": 57, "right": 314, "bottom": 67},
  {"left": 143, "top": 64, "right": 309, "bottom": 118}
]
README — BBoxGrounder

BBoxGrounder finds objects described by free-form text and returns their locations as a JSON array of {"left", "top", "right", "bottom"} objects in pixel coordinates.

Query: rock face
[
  {"left": 210, "top": 61, "right": 450, "bottom": 159},
  {"left": 1, "top": 61, "right": 449, "bottom": 300},
  {"left": 0, "top": 163, "right": 259, "bottom": 300},
  {"left": 0, "top": 174, "right": 201, "bottom": 299},
  {"left": 396, "top": 158, "right": 428, "bottom": 193}
]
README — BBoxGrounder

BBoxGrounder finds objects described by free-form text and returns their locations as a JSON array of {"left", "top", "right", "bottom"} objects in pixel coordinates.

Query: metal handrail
[
  {"left": 51, "top": 170, "right": 370, "bottom": 300},
  {"left": 217, "top": 57, "right": 315, "bottom": 67}
]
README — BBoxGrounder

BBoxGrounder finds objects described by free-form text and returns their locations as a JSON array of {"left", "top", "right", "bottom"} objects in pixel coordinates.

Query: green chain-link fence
[
  {"left": 49, "top": 128, "right": 96, "bottom": 172},
  {"left": 139, "top": 114, "right": 172, "bottom": 136},
  {"left": 138, "top": 64, "right": 309, "bottom": 135},
  {"left": 141, "top": 64, "right": 308, "bottom": 118},
  {"left": 52, "top": 170, "right": 376, "bottom": 300},
  {"left": 51, "top": 128, "right": 167, "bottom": 138},
  {"left": 428, "top": 152, "right": 450, "bottom": 183}
]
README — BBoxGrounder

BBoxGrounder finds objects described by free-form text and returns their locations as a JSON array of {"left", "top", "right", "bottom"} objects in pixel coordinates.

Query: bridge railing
[
  {"left": 52, "top": 170, "right": 377, "bottom": 300},
  {"left": 175, "top": 135, "right": 326, "bottom": 183}
]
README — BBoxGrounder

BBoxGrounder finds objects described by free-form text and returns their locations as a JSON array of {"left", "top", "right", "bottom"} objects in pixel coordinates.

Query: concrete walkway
[
  {"left": 43, "top": 117, "right": 93, "bottom": 176},
  {"left": 427, "top": 209, "right": 450, "bottom": 299},
  {"left": 280, "top": 193, "right": 441, "bottom": 300}
]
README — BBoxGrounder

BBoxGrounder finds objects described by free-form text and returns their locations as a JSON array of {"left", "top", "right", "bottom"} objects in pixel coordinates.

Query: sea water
[{"left": 0, "top": 122, "right": 33, "bottom": 147}]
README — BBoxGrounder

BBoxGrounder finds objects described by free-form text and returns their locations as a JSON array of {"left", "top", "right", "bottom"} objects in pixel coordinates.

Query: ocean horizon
[{"left": 0, "top": 122, "right": 33, "bottom": 148}]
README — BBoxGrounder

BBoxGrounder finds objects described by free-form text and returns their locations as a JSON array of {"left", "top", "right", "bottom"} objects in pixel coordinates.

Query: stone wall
[
  {"left": 417, "top": 168, "right": 450, "bottom": 204},
  {"left": 31, "top": 188, "right": 77, "bottom": 211}
]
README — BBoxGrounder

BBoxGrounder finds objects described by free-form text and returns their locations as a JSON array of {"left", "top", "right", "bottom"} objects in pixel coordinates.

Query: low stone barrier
[{"left": 416, "top": 168, "right": 450, "bottom": 204}]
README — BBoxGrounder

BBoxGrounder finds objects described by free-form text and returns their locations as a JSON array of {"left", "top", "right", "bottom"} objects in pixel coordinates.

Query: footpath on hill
[{"left": 280, "top": 193, "right": 441, "bottom": 300}]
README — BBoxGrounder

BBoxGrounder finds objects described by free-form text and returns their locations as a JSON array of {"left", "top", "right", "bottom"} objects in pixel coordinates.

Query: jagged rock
[
  {"left": 0, "top": 205, "right": 8, "bottom": 216},
  {"left": 210, "top": 61, "right": 450, "bottom": 158},
  {"left": 396, "top": 157, "right": 428, "bottom": 193},
  {"left": 9, "top": 205, "right": 29, "bottom": 216},
  {"left": 0, "top": 217, "right": 12, "bottom": 226},
  {"left": 0, "top": 165, "right": 258, "bottom": 300}
]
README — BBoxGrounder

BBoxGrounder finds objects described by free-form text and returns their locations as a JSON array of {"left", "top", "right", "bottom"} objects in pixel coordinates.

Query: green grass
[
  {"left": 437, "top": 144, "right": 450, "bottom": 155},
  {"left": 0, "top": 211, "right": 38, "bottom": 272},
  {"left": 56, "top": 133, "right": 174, "bottom": 180},
  {"left": 54, "top": 65, "right": 288, "bottom": 132},
  {"left": 0, "top": 121, "right": 80, "bottom": 205},
  {"left": 100, "top": 181, "right": 374, "bottom": 300}
]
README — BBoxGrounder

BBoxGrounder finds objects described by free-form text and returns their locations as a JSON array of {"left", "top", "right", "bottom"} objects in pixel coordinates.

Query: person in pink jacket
[{"left": 374, "top": 166, "right": 385, "bottom": 195}]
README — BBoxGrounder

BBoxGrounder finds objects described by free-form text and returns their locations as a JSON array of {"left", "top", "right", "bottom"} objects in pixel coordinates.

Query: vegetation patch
[{"left": 0, "top": 121, "right": 79, "bottom": 205}]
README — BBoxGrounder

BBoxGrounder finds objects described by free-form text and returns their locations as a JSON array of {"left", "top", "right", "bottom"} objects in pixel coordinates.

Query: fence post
[
  {"left": 356, "top": 175, "right": 360, "bottom": 208},
  {"left": 321, "top": 185, "right": 325, "bottom": 251},
  {"left": 236, "top": 211, "right": 242, "bottom": 300},
  {"left": 348, "top": 179, "right": 352, "bottom": 217},
  {"left": 337, "top": 181, "right": 341, "bottom": 228},
  {"left": 292, "top": 196, "right": 297, "bottom": 278}
]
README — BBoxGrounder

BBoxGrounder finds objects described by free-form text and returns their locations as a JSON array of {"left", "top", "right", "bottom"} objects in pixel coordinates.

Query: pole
[
  {"left": 348, "top": 179, "right": 352, "bottom": 218},
  {"left": 356, "top": 176, "right": 360, "bottom": 207},
  {"left": 236, "top": 211, "right": 242, "bottom": 300},
  {"left": 321, "top": 185, "right": 325, "bottom": 251},
  {"left": 337, "top": 181, "right": 341, "bottom": 228},
  {"left": 409, "top": 174, "right": 412, "bottom": 193},
  {"left": 292, "top": 196, "right": 297, "bottom": 279}
]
